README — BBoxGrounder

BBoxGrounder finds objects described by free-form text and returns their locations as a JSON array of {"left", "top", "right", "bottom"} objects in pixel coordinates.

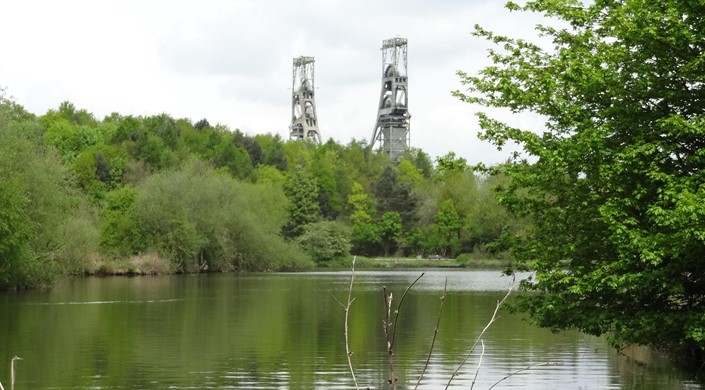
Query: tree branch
[
  {"left": 331, "top": 257, "right": 360, "bottom": 390},
  {"left": 445, "top": 274, "right": 515, "bottom": 389},
  {"left": 414, "top": 278, "right": 447, "bottom": 390},
  {"left": 470, "top": 339, "right": 485, "bottom": 390},
  {"left": 487, "top": 362, "right": 559, "bottom": 389},
  {"left": 384, "top": 272, "right": 424, "bottom": 389}
]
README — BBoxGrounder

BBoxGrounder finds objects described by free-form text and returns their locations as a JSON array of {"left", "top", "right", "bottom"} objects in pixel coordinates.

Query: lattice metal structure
[
  {"left": 371, "top": 37, "right": 410, "bottom": 161},
  {"left": 289, "top": 56, "right": 322, "bottom": 144}
]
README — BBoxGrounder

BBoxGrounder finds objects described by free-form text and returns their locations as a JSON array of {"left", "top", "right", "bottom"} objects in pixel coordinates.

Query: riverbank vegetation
[
  {"left": 462, "top": 0, "right": 705, "bottom": 371},
  {"left": 0, "top": 89, "right": 520, "bottom": 289},
  {"left": 4, "top": 0, "right": 702, "bottom": 374},
  {"left": 317, "top": 254, "right": 513, "bottom": 270}
]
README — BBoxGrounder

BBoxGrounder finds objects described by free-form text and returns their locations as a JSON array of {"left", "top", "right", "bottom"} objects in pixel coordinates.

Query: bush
[
  {"left": 296, "top": 221, "right": 351, "bottom": 264},
  {"left": 130, "top": 160, "right": 313, "bottom": 272},
  {"left": 0, "top": 100, "right": 98, "bottom": 288}
]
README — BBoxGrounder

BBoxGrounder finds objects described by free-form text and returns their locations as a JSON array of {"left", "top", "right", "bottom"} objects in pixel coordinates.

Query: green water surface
[{"left": 0, "top": 270, "right": 700, "bottom": 389}]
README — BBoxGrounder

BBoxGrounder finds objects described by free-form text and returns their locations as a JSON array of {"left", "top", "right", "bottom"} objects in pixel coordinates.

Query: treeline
[{"left": 0, "top": 91, "right": 519, "bottom": 289}]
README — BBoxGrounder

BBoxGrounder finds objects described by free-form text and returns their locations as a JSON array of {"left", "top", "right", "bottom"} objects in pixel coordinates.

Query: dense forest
[{"left": 0, "top": 89, "right": 518, "bottom": 289}]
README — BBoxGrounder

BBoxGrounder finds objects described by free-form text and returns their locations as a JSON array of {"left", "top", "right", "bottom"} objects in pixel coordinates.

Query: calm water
[{"left": 0, "top": 270, "right": 701, "bottom": 389}]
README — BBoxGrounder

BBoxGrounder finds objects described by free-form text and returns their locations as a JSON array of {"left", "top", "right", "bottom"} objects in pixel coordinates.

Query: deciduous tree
[
  {"left": 347, "top": 182, "right": 380, "bottom": 255},
  {"left": 282, "top": 169, "right": 321, "bottom": 238},
  {"left": 458, "top": 0, "right": 705, "bottom": 361},
  {"left": 435, "top": 200, "right": 462, "bottom": 258},
  {"left": 379, "top": 211, "right": 402, "bottom": 257}
]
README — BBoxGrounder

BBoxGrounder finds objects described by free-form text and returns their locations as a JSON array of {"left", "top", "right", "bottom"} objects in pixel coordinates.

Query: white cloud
[{"left": 0, "top": 0, "right": 549, "bottom": 165}]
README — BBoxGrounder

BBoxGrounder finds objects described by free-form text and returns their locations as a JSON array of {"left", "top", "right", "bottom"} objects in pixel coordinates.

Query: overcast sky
[{"left": 0, "top": 0, "right": 547, "bottom": 165}]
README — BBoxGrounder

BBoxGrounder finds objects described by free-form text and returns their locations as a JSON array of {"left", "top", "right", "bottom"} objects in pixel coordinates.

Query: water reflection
[{"left": 0, "top": 271, "right": 700, "bottom": 389}]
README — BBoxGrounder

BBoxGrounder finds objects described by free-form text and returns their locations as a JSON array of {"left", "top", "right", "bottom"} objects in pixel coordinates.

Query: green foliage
[
  {"left": 341, "top": 138, "right": 388, "bottom": 189},
  {"left": 435, "top": 152, "right": 468, "bottom": 177},
  {"left": 347, "top": 182, "right": 375, "bottom": 221},
  {"left": 130, "top": 160, "right": 311, "bottom": 271},
  {"left": 194, "top": 118, "right": 210, "bottom": 130},
  {"left": 212, "top": 139, "right": 254, "bottom": 180},
  {"left": 57, "top": 101, "right": 98, "bottom": 127},
  {"left": 310, "top": 148, "right": 343, "bottom": 219},
  {"left": 435, "top": 200, "right": 462, "bottom": 257},
  {"left": 233, "top": 129, "right": 264, "bottom": 166},
  {"left": 255, "top": 133, "right": 288, "bottom": 170},
  {"left": 378, "top": 211, "right": 403, "bottom": 256},
  {"left": 112, "top": 115, "right": 142, "bottom": 144},
  {"left": 0, "top": 96, "right": 99, "bottom": 287},
  {"left": 100, "top": 186, "right": 142, "bottom": 256},
  {"left": 41, "top": 114, "right": 101, "bottom": 162},
  {"left": 73, "top": 144, "right": 128, "bottom": 198},
  {"left": 295, "top": 221, "right": 351, "bottom": 264},
  {"left": 350, "top": 222, "right": 380, "bottom": 256},
  {"left": 396, "top": 159, "right": 424, "bottom": 188},
  {"left": 401, "top": 147, "right": 434, "bottom": 179},
  {"left": 255, "top": 165, "right": 286, "bottom": 185},
  {"left": 373, "top": 166, "right": 417, "bottom": 227},
  {"left": 143, "top": 113, "right": 182, "bottom": 149},
  {"left": 0, "top": 180, "right": 37, "bottom": 287},
  {"left": 282, "top": 140, "right": 314, "bottom": 170},
  {"left": 404, "top": 225, "right": 444, "bottom": 257},
  {"left": 464, "top": 173, "right": 517, "bottom": 249},
  {"left": 282, "top": 170, "right": 321, "bottom": 238},
  {"left": 347, "top": 182, "right": 380, "bottom": 255},
  {"left": 0, "top": 84, "right": 535, "bottom": 282},
  {"left": 459, "top": 0, "right": 705, "bottom": 358},
  {"left": 134, "top": 133, "right": 175, "bottom": 170},
  {"left": 52, "top": 211, "right": 101, "bottom": 275}
]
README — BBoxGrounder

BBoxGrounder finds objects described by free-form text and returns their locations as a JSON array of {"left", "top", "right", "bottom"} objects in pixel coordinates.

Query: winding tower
[
  {"left": 289, "top": 56, "right": 322, "bottom": 144},
  {"left": 371, "top": 37, "right": 410, "bottom": 161}
]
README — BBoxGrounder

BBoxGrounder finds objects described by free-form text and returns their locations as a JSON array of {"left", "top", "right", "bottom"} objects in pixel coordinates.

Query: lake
[{"left": 0, "top": 270, "right": 701, "bottom": 389}]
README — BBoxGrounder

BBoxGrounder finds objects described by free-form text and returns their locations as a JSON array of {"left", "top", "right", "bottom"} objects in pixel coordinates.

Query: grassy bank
[
  {"left": 85, "top": 253, "right": 178, "bottom": 276},
  {"left": 84, "top": 253, "right": 515, "bottom": 276},
  {"left": 318, "top": 256, "right": 514, "bottom": 270}
]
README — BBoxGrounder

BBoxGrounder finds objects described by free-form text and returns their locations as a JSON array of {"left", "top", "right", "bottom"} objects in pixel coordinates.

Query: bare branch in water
[
  {"left": 414, "top": 278, "right": 447, "bottom": 390},
  {"left": 470, "top": 339, "right": 485, "bottom": 390},
  {"left": 391, "top": 273, "right": 424, "bottom": 348},
  {"left": 10, "top": 356, "right": 21, "bottom": 390},
  {"left": 331, "top": 257, "right": 360, "bottom": 390},
  {"left": 383, "top": 286, "right": 395, "bottom": 388},
  {"left": 487, "top": 362, "right": 559, "bottom": 389},
  {"left": 384, "top": 272, "right": 424, "bottom": 389},
  {"left": 445, "top": 274, "right": 515, "bottom": 389}
]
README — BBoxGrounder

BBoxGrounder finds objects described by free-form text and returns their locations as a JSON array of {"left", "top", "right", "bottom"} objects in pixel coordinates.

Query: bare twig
[
  {"left": 383, "top": 286, "right": 395, "bottom": 388},
  {"left": 331, "top": 257, "right": 360, "bottom": 390},
  {"left": 445, "top": 274, "right": 515, "bottom": 389},
  {"left": 470, "top": 340, "right": 485, "bottom": 390},
  {"left": 487, "top": 362, "right": 558, "bottom": 389},
  {"left": 414, "top": 278, "right": 447, "bottom": 390},
  {"left": 9, "top": 356, "right": 21, "bottom": 390},
  {"left": 329, "top": 290, "right": 345, "bottom": 307},
  {"left": 391, "top": 273, "right": 425, "bottom": 348},
  {"left": 383, "top": 273, "right": 424, "bottom": 389}
]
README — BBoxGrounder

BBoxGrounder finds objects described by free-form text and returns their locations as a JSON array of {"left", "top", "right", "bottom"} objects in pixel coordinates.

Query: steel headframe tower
[
  {"left": 371, "top": 37, "right": 410, "bottom": 162},
  {"left": 289, "top": 56, "right": 322, "bottom": 145}
]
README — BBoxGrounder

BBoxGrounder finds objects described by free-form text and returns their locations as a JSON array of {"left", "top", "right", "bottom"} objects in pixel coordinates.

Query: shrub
[{"left": 296, "top": 221, "right": 351, "bottom": 264}]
